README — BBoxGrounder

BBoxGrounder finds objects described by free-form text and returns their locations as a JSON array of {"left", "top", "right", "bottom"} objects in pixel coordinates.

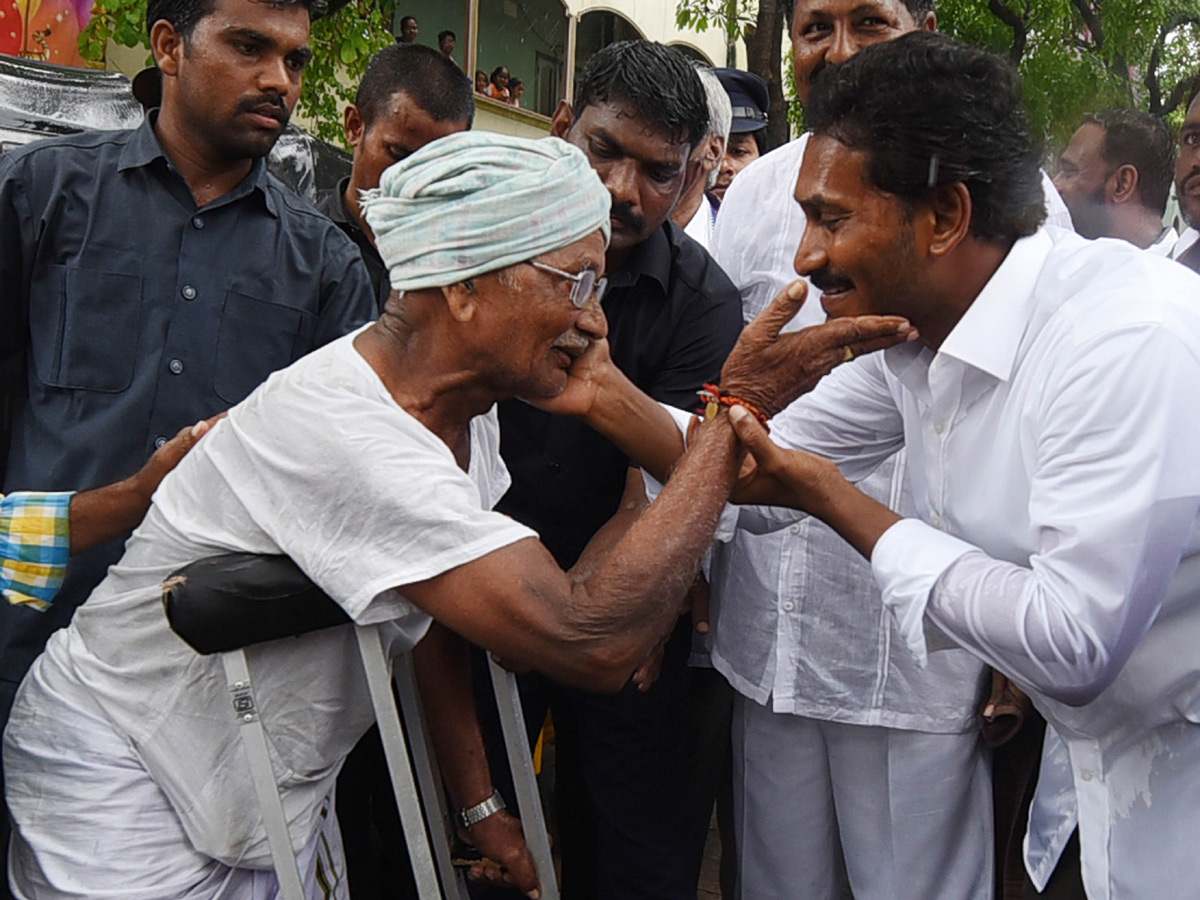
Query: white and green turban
[{"left": 360, "top": 131, "right": 612, "bottom": 293}]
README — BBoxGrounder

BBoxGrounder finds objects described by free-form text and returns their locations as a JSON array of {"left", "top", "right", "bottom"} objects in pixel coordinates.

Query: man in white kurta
[{"left": 726, "top": 33, "right": 1200, "bottom": 900}]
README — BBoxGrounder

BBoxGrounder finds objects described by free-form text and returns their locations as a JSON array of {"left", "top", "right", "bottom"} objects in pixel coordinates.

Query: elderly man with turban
[{"left": 2, "top": 132, "right": 913, "bottom": 900}]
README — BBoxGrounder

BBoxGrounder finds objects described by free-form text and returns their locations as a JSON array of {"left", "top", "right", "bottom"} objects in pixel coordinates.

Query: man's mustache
[
  {"left": 237, "top": 94, "right": 290, "bottom": 126},
  {"left": 610, "top": 201, "right": 644, "bottom": 233},
  {"left": 809, "top": 266, "right": 854, "bottom": 295}
]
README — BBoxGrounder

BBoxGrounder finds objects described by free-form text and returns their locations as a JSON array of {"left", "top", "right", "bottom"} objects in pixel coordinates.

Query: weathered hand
[
  {"left": 726, "top": 405, "right": 847, "bottom": 513},
  {"left": 522, "top": 337, "right": 615, "bottom": 419},
  {"left": 720, "top": 280, "right": 917, "bottom": 419},
  {"left": 463, "top": 809, "right": 540, "bottom": 897}
]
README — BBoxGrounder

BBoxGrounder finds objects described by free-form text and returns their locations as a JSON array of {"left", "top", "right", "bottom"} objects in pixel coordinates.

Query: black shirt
[
  {"left": 315, "top": 176, "right": 392, "bottom": 313},
  {"left": 0, "top": 115, "right": 375, "bottom": 681},
  {"left": 497, "top": 222, "right": 743, "bottom": 568}
]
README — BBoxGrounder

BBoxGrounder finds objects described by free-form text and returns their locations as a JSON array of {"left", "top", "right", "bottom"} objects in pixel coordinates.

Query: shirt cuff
[
  {"left": 870, "top": 517, "right": 976, "bottom": 665},
  {"left": 0, "top": 491, "right": 74, "bottom": 613}
]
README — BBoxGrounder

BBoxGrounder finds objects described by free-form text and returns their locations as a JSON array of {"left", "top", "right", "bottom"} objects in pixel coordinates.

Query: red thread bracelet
[{"left": 696, "top": 383, "right": 770, "bottom": 432}]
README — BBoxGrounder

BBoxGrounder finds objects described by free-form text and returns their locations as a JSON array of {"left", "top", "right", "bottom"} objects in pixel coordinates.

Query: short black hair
[
  {"left": 573, "top": 40, "right": 709, "bottom": 150},
  {"left": 356, "top": 43, "right": 474, "bottom": 128},
  {"left": 399, "top": 14, "right": 417, "bottom": 27},
  {"left": 1083, "top": 109, "right": 1175, "bottom": 216},
  {"left": 438, "top": 29, "right": 455, "bottom": 42},
  {"left": 806, "top": 31, "right": 1044, "bottom": 241},
  {"left": 146, "top": 0, "right": 315, "bottom": 39}
]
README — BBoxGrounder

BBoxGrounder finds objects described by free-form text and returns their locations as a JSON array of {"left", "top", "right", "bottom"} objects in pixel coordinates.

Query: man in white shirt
[
  {"left": 2, "top": 131, "right": 914, "bottom": 900},
  {"left": 1052, "top": 109, "right": 1177, "bottom": 255},
  {"left": 670, "top": 66, "right": 731, "bottom": 251},
  {"left": 707, "top": 1, "right": 1046, "bottom": 897},
  {"left": 724, "top": 33, "right": 1200, "bottom": 900},
  {"left": 1173, "top": 88, "right": 1200, "bottom": 273}
]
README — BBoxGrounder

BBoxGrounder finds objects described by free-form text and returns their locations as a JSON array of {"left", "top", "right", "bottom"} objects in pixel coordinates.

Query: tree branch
[
  {"left": 1068, "top": 0, "right": 1103, "bottom": 49},
  {"left": 987, "top": 0, "right": 1027, "bottom": 64}
]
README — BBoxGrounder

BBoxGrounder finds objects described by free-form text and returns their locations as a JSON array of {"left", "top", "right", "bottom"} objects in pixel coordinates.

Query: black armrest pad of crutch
[{"left": 163, "top": 553, "right": 352, "bottom": 655}]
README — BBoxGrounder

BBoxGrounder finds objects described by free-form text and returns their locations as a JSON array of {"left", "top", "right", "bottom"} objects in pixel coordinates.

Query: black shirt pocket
[
  {"left": 29, "top": 264, "right": 143, "bottom": 392},
  {"left": 212, "top": 289, "right": 314, "bottom": 405}
]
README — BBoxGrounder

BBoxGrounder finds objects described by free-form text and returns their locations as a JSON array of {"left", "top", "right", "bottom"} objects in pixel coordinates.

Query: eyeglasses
[{"left": 526, "top": 260, "right": 608, "bottom": 308}]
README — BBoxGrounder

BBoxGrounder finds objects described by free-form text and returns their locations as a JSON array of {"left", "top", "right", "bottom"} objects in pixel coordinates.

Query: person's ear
[
  {"left": 550, "top": 101, "right": 575, "bottom": 139},
  {"left": 442, "top": 281, "right": 478, "bottom": 323},
  {"left": 704, "top": 134, "right": 725, "bottom": 174},
  {"left": 150, "top": 19, "right": 184, "bottom": 77},
  {"left": 1109, "top": 164, "right": 1139, "bottom": 205},
  {"left": 927, "top": 182, "right": 972, "bottom": 258},
  {"left": 344, "top": 105, "right": 365, "bottom": 150}
]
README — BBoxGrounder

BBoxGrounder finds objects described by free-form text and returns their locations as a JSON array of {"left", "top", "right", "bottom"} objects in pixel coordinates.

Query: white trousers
[
  {"left": 5, "top": 661, "right": 347, "bottom": 900},
  {"left": 732, "top": 695, "right": 993, "bottom": 900}
]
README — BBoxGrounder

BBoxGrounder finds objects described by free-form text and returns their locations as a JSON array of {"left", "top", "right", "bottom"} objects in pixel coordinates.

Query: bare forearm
[
  {"left": 567, "top": 412, "right": 741, "bottom": 683},
  {"left": 810, "top": 478, "right": 901, "bottom": 560},
  {"left": 412, "top": 621, "right": 494, "bottom": 809},
  {"left": 68, "top": 479, "right": 150, "bottom": 553}
]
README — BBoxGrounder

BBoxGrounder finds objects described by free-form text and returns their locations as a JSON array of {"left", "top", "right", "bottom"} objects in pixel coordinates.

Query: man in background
[
  {"left": 1053, "top": 109, "right": 1176, "bottom": 254},
  {"left": 396, "top": 14, "right": 419, "bottom": 43},
  {"left": 1173, "top": 86, "right": 1200, "bottom": 273},
  {"left": 317, "top": 43, "right": 473, "bottom": 311},
  {"left": 438, "top": 29, "right": 457, "bottom": 64},
  {"left": 709, "top": 68, "right": 768, "bottom": 207},
  {"left": 670, "top": 65, "right": 731, "bottom": 250}
]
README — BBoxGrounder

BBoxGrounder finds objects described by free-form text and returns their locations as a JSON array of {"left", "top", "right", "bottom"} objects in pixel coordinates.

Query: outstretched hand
[{"left": 720, "top": 280, "right": 918, "bottom": 420}]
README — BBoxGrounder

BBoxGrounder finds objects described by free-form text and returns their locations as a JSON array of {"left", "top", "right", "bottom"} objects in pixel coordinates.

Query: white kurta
[
  {"left": 682, "top": 194, "right": 716, "bottom": 251},
  {"left": 1171, "top": 225, "right": 1198, "bottom": 260},
  {"left": 765, "top": 228, "right": 1200, "bottom": 900},
  {"left": 4, "top": 330, "right": 536, "bottom": 898}
]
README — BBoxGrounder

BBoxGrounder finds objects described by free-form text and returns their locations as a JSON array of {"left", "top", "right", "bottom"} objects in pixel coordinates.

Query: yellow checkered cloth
[{"left": 1, "top": 492, "right": 72, "bottom": 612}]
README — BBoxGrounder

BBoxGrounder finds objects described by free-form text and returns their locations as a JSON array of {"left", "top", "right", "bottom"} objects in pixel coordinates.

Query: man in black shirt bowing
[{"left": 497, "top": 39, "right": 743, "bottom": 900}]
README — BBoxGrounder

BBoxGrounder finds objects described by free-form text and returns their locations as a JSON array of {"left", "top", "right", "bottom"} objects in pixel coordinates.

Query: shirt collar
[
  {"left": 117, "top": 109, "right": 277, "bottom": 217},
  {"left": 607, "top": 221, "right": 673, "bottom": 293},
  {"left": 933, "top": 228, "right": 1054, "bottom": 383}
]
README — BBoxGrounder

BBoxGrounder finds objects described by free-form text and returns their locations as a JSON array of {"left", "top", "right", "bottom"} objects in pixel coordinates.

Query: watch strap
[{"left": 456, "top": 789, "right": 506, "bottom": 829}]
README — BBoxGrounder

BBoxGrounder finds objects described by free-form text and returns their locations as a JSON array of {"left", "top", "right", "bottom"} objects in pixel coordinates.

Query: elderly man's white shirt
[
  {"left": 6, "top": 331, "right": 535, "bottom": 871},
  {"left": 766, "top": 229, "right": 1200, "bottom": 900}
]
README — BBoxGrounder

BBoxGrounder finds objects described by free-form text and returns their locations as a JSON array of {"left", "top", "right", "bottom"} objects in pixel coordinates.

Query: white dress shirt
[{"left": 764, "top": 228, "right": 1200, "bottom": 900}]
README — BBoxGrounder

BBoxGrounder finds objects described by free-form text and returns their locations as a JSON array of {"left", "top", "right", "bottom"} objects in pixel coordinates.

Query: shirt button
[
  {"left": 181, "top": 285, "right": 197, "bottom": 300},
  {"left": 789, "top": 524, "right": 800, "bottom": 535},
  {"left": 1080, "top": 770, "right": 1094, "bottom": 782},
  {"left": 782, "top": 601, "right": 795, "bottom": 612},
  {"left": 154, "top": 436, "right": 167, "bottom": 449},
  {"left": 169, "top": 358, "right": 184, "bottom": 374},
  {"left": 930, "top": 514, "right": 944, "bottom": 529},
  {"left": 934, "top": 419, "right": 946, "bottom": 435},
  {"left": 192, "top": 216, "right": 204, "bottom": 229}
]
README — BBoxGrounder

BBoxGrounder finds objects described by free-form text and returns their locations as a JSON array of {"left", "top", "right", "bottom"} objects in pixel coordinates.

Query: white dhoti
[
  {"left": 5, "top": 649, "right": 347, "bottom": 900},
  {"left": 732, "top": 694, "right": 992, "bottom": 900}
]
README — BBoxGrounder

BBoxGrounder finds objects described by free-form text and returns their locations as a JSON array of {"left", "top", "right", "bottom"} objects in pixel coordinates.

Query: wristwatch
[{"left": 456, "top": 789, "right": 506, "bottom": 829}]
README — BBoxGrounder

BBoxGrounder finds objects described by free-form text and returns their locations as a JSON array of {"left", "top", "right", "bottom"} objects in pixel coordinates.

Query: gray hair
[{"left": 693, "top": 65, "right": 732, "bottom": 188}]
